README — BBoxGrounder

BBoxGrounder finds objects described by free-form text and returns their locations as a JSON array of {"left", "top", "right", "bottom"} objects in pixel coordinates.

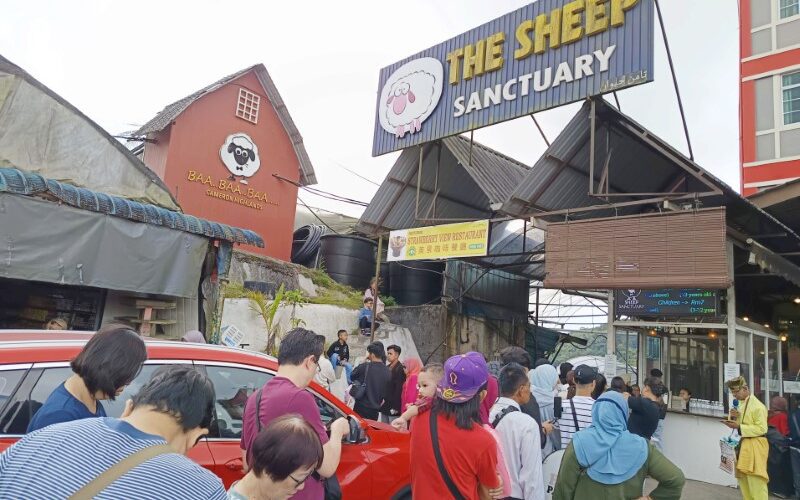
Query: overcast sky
[{"left": 1, "top": 0, "right": 740, "bottom": 218}]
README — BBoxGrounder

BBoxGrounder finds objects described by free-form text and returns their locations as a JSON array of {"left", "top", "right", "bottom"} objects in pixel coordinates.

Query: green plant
[
  {"left": 283, "top": 288, "right": 308, "bottom": 329},
  {"left": 383, "top": 295, "right": 397, "bottom": 307},
  {"left": 262, "top": 284, "right": 285, "bottom": 355}
]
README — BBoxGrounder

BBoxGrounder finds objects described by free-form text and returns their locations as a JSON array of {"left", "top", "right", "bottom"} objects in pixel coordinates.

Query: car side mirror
[{"left": 347, "top": 416, "right": 362, "bottom": 444}]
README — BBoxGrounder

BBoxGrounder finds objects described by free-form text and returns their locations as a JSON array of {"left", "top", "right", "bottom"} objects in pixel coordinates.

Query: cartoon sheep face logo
[
  {"left": 219, "top": 133, "right": 261, "bottom": 184},
  {"left": 378, "top": 57, "right": 444, "bottom": 139}
]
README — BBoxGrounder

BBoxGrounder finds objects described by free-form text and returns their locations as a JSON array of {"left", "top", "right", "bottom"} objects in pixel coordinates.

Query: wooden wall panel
[{"left": 544, "top": 208, "right": 730, "bottom": 289}]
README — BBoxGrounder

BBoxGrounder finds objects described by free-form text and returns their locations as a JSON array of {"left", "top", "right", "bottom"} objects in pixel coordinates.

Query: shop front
[{"left": 0, "top": 168, "right": 263, "bottom": 338}]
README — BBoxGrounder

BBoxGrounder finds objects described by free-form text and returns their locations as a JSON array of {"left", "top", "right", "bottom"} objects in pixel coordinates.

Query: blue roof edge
[{"left": 0, "top": 168, "right": 264, "bottom": 248}]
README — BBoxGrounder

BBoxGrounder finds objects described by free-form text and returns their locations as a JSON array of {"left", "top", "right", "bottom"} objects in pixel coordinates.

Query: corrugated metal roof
[
  {"left": 500, "top": 99, "right": 800, "bottom": 259},
  {"left": 0, "top": 168, "right": 264, "bottom": 247},
  {"left": 0, "top": 54, "right": 179, "bottom": 211},
  {"left": 444, "top": 136, "right": 530, "bottom": 204},
  {"left": 135, "top": 65, "right": 317, "bottom": 186},
  {"left": 356, "top": 136, "right": 529, "bottom": 235}
]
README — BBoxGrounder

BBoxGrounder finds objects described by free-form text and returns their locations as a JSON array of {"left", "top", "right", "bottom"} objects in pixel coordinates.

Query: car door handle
[{"left": 225, "top": 458, "right": 243, "bottom": 470}]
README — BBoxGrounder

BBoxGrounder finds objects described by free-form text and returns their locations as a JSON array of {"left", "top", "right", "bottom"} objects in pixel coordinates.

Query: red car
[{"left": 0, "top": 331, "right": 411, "bottom": 499}]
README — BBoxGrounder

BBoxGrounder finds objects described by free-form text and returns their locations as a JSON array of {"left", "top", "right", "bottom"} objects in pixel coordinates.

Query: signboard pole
[{"left": 370, "top": 235, "right": 383, "bottom": 343}]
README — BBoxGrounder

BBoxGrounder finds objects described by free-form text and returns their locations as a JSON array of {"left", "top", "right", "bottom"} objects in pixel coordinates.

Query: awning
[{"left": 0, "top": 193, "right": 207, "bottom": 298}]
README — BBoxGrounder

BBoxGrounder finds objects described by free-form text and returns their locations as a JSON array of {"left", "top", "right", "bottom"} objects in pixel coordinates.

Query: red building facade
[
  {"left": 740, "top": 0, "right": 800, "bottom": 196},
  {"left": 136, "top": 66, "right": 316, "bottom": 260}
]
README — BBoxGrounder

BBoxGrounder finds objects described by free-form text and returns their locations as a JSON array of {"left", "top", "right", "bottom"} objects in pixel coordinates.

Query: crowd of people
[{"left": 16, "top": 318, "right": 800, "bottom": 499}]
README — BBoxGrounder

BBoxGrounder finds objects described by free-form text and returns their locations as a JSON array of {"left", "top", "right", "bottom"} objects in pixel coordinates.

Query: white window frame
[
  {"left": 780, "top": 0, "right": 800, "bottom": 20},
  {"left": 235, "top": 88, "right": 260, "bottom": 125},
  {"left": 748, "top": 71, "right": 800, "bottom": 165},
  {"left": 743, "top": 0, "right": 800, "bottom": 61},
  {"left": 783, "top": 70, "right": 800, "bottom": 126}
]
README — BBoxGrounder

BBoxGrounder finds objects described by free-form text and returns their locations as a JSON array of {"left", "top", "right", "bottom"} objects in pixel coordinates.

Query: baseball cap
[
  {"left": 574, "top": 364, "right": 597, "bottom": 384},
  {"left": 437, "top": 352, "right": 489, "bottom": 404}
]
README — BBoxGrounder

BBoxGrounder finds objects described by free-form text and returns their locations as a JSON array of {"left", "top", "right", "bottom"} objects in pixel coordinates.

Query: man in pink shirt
[{"left": 240, "top": 328, "right": 349, "bottom": 499}]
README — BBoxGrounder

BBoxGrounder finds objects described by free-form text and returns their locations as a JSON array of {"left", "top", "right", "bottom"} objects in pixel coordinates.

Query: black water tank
[
  {"left": 379, "top": 262, "right": 390, "bottom": 296},
  {"left": 389, "top": 261, "right": 444, "bottom": 306},
  {"left": 318, "top": 234, "right": 376, "bottom": 290}
]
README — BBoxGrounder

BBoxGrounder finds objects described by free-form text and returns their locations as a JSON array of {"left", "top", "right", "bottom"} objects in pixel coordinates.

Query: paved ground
[{"left": 645, "top": 478, "right": 787, "bottom": 499}]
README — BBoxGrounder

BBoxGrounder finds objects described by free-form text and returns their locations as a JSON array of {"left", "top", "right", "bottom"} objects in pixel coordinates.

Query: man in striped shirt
[
  {"left": 557, "top": 364, "right": 597, "bottom": 448},
  {"left": 0, "top": 365, "right": 226, "bottom": 499}
]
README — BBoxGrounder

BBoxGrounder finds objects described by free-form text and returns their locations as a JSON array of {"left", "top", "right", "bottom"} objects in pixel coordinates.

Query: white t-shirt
[{"left": 558, "top": 395, "right": 594, "bottom": 448}]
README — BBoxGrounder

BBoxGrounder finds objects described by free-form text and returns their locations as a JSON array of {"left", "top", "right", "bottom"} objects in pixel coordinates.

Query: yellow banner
[{"left": 387, "top": 220, "right": 490, "bottom": 261}]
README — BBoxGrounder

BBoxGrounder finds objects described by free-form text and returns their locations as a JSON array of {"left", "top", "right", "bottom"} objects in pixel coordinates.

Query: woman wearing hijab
[
  {"left": 530, "top": 364, "right": 560, "bottom": 456},
  {"left": 553, "top": 391, "right": 685, "bottom": 499},
  {"left": 722, "top": 376, "right": 769, "bottom": 500},
  {"left": 401, "top": 358, "right": 423, "bottom": 413}
]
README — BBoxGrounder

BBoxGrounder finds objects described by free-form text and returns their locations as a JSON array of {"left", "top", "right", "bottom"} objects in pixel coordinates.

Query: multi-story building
[{"left": 740, "top": 0, "right": 800, "bottom": 196}]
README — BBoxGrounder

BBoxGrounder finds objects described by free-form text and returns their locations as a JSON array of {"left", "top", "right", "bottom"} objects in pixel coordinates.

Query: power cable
[
  {"left": 297, "top": 197, "right": 338, "bottom": 234},
  {"left": 333, "top": 161, "right": 382, "bottom": 187}
]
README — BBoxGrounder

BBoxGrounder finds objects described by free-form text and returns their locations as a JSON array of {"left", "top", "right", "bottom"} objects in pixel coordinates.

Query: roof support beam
[
  {"left": 615, "top": 120, "right": 722, "bottom": 195},
  {"left": 522, "top": 192, "right": 718, "bottom": 219},
  {"left": 387, "top": 178, "right": 489, "bottom": 215},
  {"left": 376, "top": 144, "right": 429, "bottom": 232}
]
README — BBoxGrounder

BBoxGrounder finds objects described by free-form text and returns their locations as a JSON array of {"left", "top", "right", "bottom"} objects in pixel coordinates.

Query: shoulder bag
[
  {"left": 569, "top": 398, "right": 581, "bottom": 432},
  {"left": 68, "top": 444, "right": 173, "bottom": 499},
  {"left": 349, "top": 362, "right": 370, "bottom": 400},
  {"left": 255, "top": 385, "right": 343, "bottom": 500},
  {"left": 430, "top": 410, "right": 467, "bottom": 500}
]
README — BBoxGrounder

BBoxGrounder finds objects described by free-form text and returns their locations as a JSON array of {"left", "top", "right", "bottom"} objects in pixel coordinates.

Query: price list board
[{"left": 615, "top": 289, "right": 720, "bottom": 317}]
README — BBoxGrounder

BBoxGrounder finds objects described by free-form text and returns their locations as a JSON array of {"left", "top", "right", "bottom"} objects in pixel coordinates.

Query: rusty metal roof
[
  {"left": 500, "top": 100, "right": 800, "bottom": 259},
  {"left": 135, "top": 64, "right": 317, "bottom": 186},
  {"left": 356, "top": 135, "right": 528, "bottom": 235}
]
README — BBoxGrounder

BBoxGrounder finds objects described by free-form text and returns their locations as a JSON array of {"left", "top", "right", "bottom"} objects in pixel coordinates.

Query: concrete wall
[
  {"left": 453, "top": 314, "right": 521, "bottom": 362},
  {"left": 386, "top": 304, "right": 521, "bottom": 363},
  {"left": 386, "top": 305, "right": 447, "bottom": 363},
  {"left": 229, "top": 250, "right": 301, "bottom": 294},
  {"left": 221, "top": 300, "right": 420, "bottom": 364},
  {"left": 221, "top": 300, "right": 357, "bottom": 352}
]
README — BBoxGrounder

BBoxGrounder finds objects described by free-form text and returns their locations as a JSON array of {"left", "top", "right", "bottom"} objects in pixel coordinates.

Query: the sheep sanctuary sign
[{"left": 372, "top": 0, "right": 654, "bottom": 156}]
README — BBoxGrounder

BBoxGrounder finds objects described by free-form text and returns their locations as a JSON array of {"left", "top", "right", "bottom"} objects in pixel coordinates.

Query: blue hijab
[{"left": 572, "top": 391, "right": 649, "bottom": 485}]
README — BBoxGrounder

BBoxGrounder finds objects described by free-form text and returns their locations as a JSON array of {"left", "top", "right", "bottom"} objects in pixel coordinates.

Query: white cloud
[{"left": 0, "top": 0, "right": 740, "bottom": 218}]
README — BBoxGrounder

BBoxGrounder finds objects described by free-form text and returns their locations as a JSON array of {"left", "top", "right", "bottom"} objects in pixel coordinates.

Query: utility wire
[
  {"left": 333, "top": 161, "right": 381, "bottom": 187},
  {"left": 297, "top": 196, "right": 338, "bottom": 234}
]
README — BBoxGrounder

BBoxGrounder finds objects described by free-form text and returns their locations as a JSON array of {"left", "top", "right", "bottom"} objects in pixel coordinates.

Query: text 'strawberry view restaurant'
[{"left": 357, "top": 0, "right": 800, "bottom": 488}]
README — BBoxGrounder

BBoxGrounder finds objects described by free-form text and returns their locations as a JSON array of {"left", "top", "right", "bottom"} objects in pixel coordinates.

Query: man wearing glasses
[{"left": 240, "top": 328, "right": 349, "bottom": 500}]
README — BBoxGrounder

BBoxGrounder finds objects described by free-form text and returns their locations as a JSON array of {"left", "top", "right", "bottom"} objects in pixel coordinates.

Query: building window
[
  {"left": 784, "top": 72, "right": 800, "bottom": 125},
  {"left": 236, "top": 88, "right": 260, "bottom": 124},
  {"left": 781, "top": 0, "right": 800, "bottom": 19}
]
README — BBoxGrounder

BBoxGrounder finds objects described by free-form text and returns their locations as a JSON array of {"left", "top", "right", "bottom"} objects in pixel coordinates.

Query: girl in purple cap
[{"left": 409, "top": 352, "right": 508, "bottom": 500}]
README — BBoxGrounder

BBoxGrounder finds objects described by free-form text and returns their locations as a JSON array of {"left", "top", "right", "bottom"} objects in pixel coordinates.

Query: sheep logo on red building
[
  {"left": 219, "top": 133, "right": 261, "bottom": 184},
  {"left": 379, "top": 57, "right": 443, "bottom": 138}
]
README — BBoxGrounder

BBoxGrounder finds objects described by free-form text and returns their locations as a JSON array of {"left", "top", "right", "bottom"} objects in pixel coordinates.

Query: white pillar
[
  {"left": 726, "top": 239, "right": 737, "bottom": 365},
  {"left": 607, "top": 290, "right": 616, "bottom": 380}
]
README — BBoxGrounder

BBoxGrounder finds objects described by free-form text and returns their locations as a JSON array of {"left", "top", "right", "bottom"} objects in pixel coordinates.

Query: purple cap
[{"left": 437, "top": 352, "right": 489, "bottom": 404}]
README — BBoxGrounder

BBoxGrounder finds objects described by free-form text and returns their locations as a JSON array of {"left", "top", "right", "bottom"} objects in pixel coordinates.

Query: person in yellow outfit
[{"left": 721, "top": 376, "right": 768, "bottom": 500}]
